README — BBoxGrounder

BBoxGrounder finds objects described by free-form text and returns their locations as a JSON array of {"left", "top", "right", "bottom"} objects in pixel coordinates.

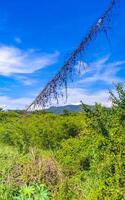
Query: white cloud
[
  {"left": 44, "top": 87, "right": 111, "bottom": 109},
  {"left": 0, "top": 54, "right": 123, "bottom": 110},
  {"left": 78, "top": 56, "right": 125, "bottom": 85},
  {"left": 0, "top": 45, "right": 59, "bottom": 75},
  {"left": 14, "top": 75, "right": 37, "bottom": 86},
  {"left": 0, "top": 95, "right": 33, "bottom": 110},
  {"left": 61, "top": 88, "right": 111, "bottom": 107},
  {"left": 0, "top": 87, "right": 111, "bottom": 110}
]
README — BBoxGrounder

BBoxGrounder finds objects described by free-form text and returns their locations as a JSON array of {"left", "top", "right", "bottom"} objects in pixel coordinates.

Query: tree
[
  {"left": 109, "top": 83, "right": 125, "bottom": 121},
  {"left": 109, "top": 83, "right": 125, "bottom": 109}
]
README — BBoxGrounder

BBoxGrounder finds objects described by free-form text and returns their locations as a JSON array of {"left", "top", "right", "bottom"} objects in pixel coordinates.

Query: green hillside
[
  {"left": 0, "top": 84, "right": 125, "bottom": 199},
  {"left": 46, "top": 105, "right": 82, "bottom": 114}
]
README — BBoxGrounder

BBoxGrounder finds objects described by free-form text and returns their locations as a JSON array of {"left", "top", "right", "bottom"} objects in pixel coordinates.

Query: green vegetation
[{"left": 0, "top": 83, "right": 125, "bottom": 199}]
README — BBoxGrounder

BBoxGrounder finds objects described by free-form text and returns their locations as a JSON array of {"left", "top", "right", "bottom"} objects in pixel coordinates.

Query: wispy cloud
[
  {"left": 0, "top": 45, "right": 59, "bottom": 76},
  {"left": 14, "top": 37, "right": 22, "bottom": 44},
  {"left": 0, "top": 95, "right": 32, "bottom": 110},
  {"left": 15, "top": 76, "right": 37, "bottom": 85},
  {"left": 0, "top": 87, "right": 111, "bottom": 110},
  {"left": 47, "top": 87, "right": 111, "bottom": 108},
  {"left": 64, "top": 87, "right": 111, "bottom": 107},
  {"left": 0, "top": 54, "right": 123, "bottom": 110},
  {"left": 78, "top": 56, "right": 125, "bottom": 85}
]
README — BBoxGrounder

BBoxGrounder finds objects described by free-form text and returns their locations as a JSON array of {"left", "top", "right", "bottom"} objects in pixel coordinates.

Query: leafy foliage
[{"left": 0, "top": 84, "right": 125, "bottom": 199}]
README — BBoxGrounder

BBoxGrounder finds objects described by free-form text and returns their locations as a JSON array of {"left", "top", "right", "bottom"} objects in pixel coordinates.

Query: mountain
[{"left": 46, "top": 105, "right": 82, "bottom": 114}]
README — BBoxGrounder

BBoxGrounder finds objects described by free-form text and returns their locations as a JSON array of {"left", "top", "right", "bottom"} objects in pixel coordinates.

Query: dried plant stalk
[{"left": 26, "top": 0, "right": 118, "bottom": 111}]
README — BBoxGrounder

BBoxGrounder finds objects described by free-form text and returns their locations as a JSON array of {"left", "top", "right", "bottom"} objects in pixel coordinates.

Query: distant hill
[
  {"left": 11, "top": 104, "right": 94, "bottom": 114},
  {"left": 46, "top": 105, "right": 82, "bottom": 114}
]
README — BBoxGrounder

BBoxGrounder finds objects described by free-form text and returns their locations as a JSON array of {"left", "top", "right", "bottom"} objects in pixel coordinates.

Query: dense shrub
[{"left": 0, "top": 84, "right": 125, "bottom": 199}]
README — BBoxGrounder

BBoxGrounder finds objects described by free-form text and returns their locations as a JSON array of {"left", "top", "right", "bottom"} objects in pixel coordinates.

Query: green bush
[{"left": 0, "top": 83, "right": 125, "bottom": 199}]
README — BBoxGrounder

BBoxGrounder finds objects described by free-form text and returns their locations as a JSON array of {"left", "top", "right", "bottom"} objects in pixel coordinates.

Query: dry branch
[{"left": 26, "top": 0, "right": 118, "bottom": 111}]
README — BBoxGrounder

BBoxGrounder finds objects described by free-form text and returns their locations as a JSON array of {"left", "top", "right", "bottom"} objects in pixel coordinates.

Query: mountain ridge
[{"left": 46, "top": 105, "right": 82, "bottom": 114}]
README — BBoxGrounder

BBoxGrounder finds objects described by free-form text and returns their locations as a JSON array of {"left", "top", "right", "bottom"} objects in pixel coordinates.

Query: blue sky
[{"left": 0, "top": 0, "right": 124, "bottom": 109}]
